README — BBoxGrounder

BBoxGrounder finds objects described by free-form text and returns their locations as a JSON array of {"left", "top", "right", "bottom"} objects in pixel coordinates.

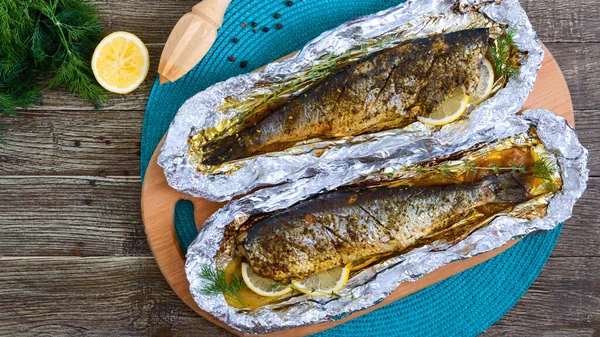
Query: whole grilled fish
[
  {"left": 237, "top": 173, "right": 531, "bottom": 281},
  {"left": 201, "top": 29, "right": 488, "bottom": 166}
]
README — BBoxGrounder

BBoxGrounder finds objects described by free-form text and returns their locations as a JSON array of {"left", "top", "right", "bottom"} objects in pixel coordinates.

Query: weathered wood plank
[
  {"left": 552, "top": 175, "right": 600, "bottom": 258},
  {"left": 84, "top": 0, "right": 600, "bottom": 45},
  {"left": 571, "top": 110, "right": 600, "bottom": 177},
  {"left": 0, "top": 177, "right": 149, "bottom": 257},
  {"left": 1, "top": 107, "right": 595, "bottom": 176},
  {"left": 0, "top": 257, "right": 230, "bottom": 337},
  {"left": 0, "top": 110, "right": 142, "bottom": 176},
  {"left": 522, "top": 0, "right": 600, "bottom": 43},
  {"left": 0, "top": 255, "right": 597, "bottom": 337},
  {"left": 485, "top": 256, "right": 600, "bottom": 337},
  {"left": 0, "top": 175, "right": 597, "bottom": 260},
  {"left": 546, "top": 43, "right": 600, "bottom": 111}
]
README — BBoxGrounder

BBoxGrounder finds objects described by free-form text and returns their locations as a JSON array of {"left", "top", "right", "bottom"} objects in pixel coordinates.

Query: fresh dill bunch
[
  {"left": 0, "top": 0, "right": 107, "bottom": 123},
  {"left": 198, "top": 265, "right": 245, "bottom": 307},
  {"left": 489, "top": 28, "right": 520, "bottom": 79}
]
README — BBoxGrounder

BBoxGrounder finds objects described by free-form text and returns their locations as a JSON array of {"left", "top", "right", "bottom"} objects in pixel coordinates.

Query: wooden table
[{"left": 0, "top": 1, "right": 598, "bottom": 336}]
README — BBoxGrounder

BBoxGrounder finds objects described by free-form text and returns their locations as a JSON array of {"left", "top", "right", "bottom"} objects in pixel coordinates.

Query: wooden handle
[
  {"left": 158, "top": 0, "right": 231, "bottom": 84},
  {"left": 192, "top": 0, "right": 231, "bottom": 28}
]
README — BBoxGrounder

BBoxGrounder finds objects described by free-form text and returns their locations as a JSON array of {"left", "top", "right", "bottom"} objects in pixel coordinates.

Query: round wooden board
[{"left": 141, "top": 45, "right": 573, "bottom": 337}]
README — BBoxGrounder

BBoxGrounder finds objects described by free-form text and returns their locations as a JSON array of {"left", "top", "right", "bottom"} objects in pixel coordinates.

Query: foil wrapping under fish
[
  {"left": 158, "top": 0, "right": 544, "bottom": 201},
  {"left": 185, "top": 109, "right": 588, "bottom": 334}
]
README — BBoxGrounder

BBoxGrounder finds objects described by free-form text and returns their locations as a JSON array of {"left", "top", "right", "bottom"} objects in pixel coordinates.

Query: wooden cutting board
[{"left": 141, "top": 45, "right": 573, "bottom": 337}]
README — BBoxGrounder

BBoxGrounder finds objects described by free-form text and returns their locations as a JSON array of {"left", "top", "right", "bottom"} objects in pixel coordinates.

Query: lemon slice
[
  {"left": 350, "top": 257, "right": 378, "bottom": 271},
  {"left": 91, "top": 31, "right": 149, "bottom": 94},
  {"left": 292, "top": 263, "right": 352, "bottom": 296},
  {"left": 241, "top": 262, "right": 292, "bottom": 297},
  {"left": 470, "top": 59, "right": 495, "bottom": 104},
  {"left": 417, "top": 85, "right": 469, "bottom": 126}
]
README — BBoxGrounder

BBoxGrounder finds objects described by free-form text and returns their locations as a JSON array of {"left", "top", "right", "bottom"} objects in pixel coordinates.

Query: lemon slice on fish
[
  {"left": 350, "top": 256, "right": 378, "bottom": 271},
  {"left": 470, "top": 59, "right": 495, "bottom": 104},
  {"left": 292, "top": 263, "right": 352, "bottom": 296},
  {"left": 417, "top": 85, "right": 469, "bottom": 126},
  {"left": 241, "top": 262, "right": 292, "bottom": 297}
]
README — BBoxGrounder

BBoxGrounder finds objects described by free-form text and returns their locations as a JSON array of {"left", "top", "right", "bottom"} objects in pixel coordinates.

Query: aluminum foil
[
  {"left": 158, "top": 0, "right": 544, "bottom": 202},
  {"left": 185, "top": 109, "right": 588, "bottom": 334}
]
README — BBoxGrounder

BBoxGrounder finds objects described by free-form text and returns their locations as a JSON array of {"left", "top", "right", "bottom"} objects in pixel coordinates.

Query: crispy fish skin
[
  {"left": 237, "top": 173, "right": 531, "bottom": 282},
  {"left": 201, "top": 29, "right": 488, "bottom": 166}
]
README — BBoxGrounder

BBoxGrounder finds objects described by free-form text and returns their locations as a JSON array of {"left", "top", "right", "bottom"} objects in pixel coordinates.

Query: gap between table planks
[{"left": 141, "top": 45, "right": 573, "bottom": 336}]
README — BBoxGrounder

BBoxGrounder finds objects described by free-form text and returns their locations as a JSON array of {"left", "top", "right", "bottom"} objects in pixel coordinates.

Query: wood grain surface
[{"left": 0, "top": 0, "right": 598, "bottom": 336}]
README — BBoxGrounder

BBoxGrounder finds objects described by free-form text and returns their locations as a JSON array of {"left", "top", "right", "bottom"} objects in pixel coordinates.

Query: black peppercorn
[
  {"left": 276, "top": 23, "right": 283, "bottom": 30},
  {"left": 228, "top": 56, "right": 235, "bottom": 62},
  {"left": 286, "top": 1, "right": 293, "bottom": 6},
  {"left": 274, "top": 13, "right": 281, "bottom": 19},
  {"left": 251, "top": 21, "right": 258, "bottom": 27},
  {"left": 240, "top": 60, "right": 248, "bottom": 68},
  {"left": 262, "top": 26, "right": 269, "bottom": 32},
  {"left": 232, "top": 38, "right": 239, "bottom": 43}
]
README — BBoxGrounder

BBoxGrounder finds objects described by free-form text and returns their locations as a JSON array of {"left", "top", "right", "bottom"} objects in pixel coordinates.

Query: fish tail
[{"left": 201, "top": 133, "right": 249, "bottom": 166}]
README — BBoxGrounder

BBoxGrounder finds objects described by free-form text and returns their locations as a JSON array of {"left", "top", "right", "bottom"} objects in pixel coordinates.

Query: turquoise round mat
[{"left": 140, "top": 1, "right": 562, "bottom": 335}]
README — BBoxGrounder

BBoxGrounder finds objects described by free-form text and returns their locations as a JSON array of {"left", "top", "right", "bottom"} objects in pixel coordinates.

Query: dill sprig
[
  {"left": 532, "top": 157, "right": 555, "bottom": 181},
  {"left": 0, "top": 0, "right": 107, "bottom": 128},
  {"left": 198, "top": 265, "right": 245, "bottom": 307},
  {"left": 411, "top": 160, "right": 527, "bottom": 178},
  {"left": 532, "top": 156, "right": 559, "bottom": 193},
  {"left": 489, "top": 28, "right": 520, "bottom": 79}
]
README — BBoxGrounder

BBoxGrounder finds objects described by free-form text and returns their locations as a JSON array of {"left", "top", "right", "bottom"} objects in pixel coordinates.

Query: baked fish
[
  {"left": 237, "top": 172, "right": 533, "bottom": 281},
  {"left": 201, "top": 29, "right": 489, "bottom": 166}
]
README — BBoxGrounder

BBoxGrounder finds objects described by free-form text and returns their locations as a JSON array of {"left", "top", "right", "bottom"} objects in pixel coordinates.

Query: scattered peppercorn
[
  {"left": 123, "top": 170, "right": 129, "bottom": 176},
  {"left": 240, "top": 60, "right": 248, "bottom": 68},
  {"left": 286, "top": 1, "right": 293, "bottom": 6},
  {"left": 97, "top": 135, "right": 104, "bottom": 140},
  {"left": 232, "top": 38, "right": 239, "bottom": 43},
  {"left": 135, "top": 150, "right": 141, "bottom": 157},
  {"left": 89, "top": 180, "right": 96, "bottom": 186},
  {"left": 242, "top": 22, "right": 247, "bottom": 29},
  {"left": 104, "top": 140, "right": 111, "bottom": 145},
  {"left": 274, "top": 13, "right": 281, "bottom": 19},
  {"left": 276, "top": 23, "right": 283, "bottom": 30},
  {"left": 99, "top": 171, "right": 107, "bottom": 177},
  {"left": 228, "top": 55, "right": 235, "bottom": 62},
  {"left": 83, "top": 199, "right": 92, "bottom": 206},
  {"left": 262, "top": 26, "right": 269, "bottom": 32},
  {"left": 252, "top": 29, "right": 258, "bottom": 33},
  {"left": 251, "top": 21, "right": 258, "bottom": 27},
  {"left": 135, "top": 141, "right": 141, "bottom": 147},
  {"left": 74, "top": 140, "right": 81, "bottom": 147}
]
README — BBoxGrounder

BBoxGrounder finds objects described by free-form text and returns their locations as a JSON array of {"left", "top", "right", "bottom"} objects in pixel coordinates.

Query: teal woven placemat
[{"left": 140, "top": 1, "right": 562, "bottom": 335}]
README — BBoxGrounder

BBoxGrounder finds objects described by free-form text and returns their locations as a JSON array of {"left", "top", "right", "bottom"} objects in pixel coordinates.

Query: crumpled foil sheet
[
  {"left": 185, "top": 109, "right": 589, "bottom": 335},
  {"left": 158, "top": 0, "right": 544, "bottom": 202}
]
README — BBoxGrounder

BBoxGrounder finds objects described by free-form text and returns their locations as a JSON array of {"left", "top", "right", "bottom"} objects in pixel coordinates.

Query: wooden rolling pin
[{"left": 158, "top": 0, "right": 231, "bottom": 84}]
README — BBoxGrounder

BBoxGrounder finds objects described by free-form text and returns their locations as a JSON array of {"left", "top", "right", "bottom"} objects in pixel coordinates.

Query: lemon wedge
[
  {"left": 241, "top": 262, "right": 292, "bottom": 297},
  {"left": 91, "top": 31, "right": 149, "bottom": 94},
  {"left": 470, "top": 59, "right": 495, "bottom": 104},
  {"left": 350, "top": 256, "right": 378, "bottom": 271},
  {"left": 417, "top": 85, "right": 469, "bottom": 126},
  {"left": 292, "top": 263, "right": 352, "bottom": 296}
]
